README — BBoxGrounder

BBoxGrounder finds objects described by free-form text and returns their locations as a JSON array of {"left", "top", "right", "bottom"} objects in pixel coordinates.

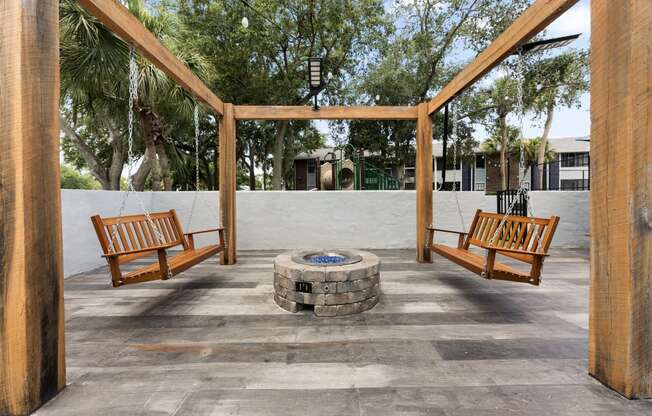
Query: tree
[
  {"left": 59, "top": 0, "right": 209, "bottom": 191},
  {"left": 172, "top": 0, "right": 390, "bottom": 189},
  {"left": 521, "top": 137, "right": 556, "bottom": 168},
  {"left": 526, "top": 50, "right": 590, "bottom": 187},
  {"left": 60, "top": 165, "right": 102, "bottom": 190},
  {"left": 481, "top": 76, "right": 521, "bottom": 190},
  {"left": 347, "top": 0, "right": 529, "bottom": 183}
]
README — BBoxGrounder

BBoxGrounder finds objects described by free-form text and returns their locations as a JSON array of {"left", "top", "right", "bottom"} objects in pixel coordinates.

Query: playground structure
[
  {"left": 1, "top": 1, "right": 652, "bottom": 415},
  {"left": 320, "top": 146, "right": 401, "bottom": 191}
]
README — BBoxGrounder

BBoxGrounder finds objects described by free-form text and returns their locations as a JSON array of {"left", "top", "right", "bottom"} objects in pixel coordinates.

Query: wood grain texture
[
  {"left": 589, "top": 0, "right": 652, "bottom": 399},
  {"left": 76, "top": 0, "right": 224, "bottom": 115},
  {"left": 0, "top": 1, "right": 66, "bottom": 414},
  {"left": 428, "top": 210, "right": 560, "bottom": 285},
  {"left": 427, "top": 0, "right": 579, "bottom": 115},
  {"left": 219, "top": 104, "right": 237, "bottom": 265},
  {"left": 90, "top": 210, "right": 225, "bottom": 287},
  {"left": 416, "top": 103, "right": 433, "bottom": 262},
  {"left": 234, "top": 106, "right": 418, "bottom": 120}
]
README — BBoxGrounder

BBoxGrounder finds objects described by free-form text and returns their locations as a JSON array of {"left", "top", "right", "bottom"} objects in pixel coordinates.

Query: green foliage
[
  {"left": 521, "top": 137, "right": 556, "bottom": 166},
  {"left": 60, "top": 165, "right": 102, "bottom": 190}
]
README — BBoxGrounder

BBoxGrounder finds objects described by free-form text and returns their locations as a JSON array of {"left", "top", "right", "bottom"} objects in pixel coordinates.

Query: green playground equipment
[{"left": 326, "top": 145, "right": 400, "bottom": 191}]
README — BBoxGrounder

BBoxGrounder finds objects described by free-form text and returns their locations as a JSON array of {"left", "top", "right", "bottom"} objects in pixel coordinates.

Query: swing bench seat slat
[
  {"left": 427, "top": 209, "right": 559, "bottom": 286},
  {"left": 91, "top": 209, "right": 225, "bottom": 287}
]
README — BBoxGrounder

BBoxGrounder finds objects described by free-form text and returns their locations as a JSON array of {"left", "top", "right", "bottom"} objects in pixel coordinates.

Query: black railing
[{"left": 497, "top": 189, "right": 528, "bottom": 217}]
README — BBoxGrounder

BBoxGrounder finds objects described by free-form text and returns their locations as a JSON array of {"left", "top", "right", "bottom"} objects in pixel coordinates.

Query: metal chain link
[
  {"left": 187, "top": 104, "right": 201, "bottom": 230},
  {"left": 489, "top": 48, "right": 534, "bottom": 247},
  {"left": 108, "top": 45, "right": 172, "bottom": 280},
  {"left": 451, "top": 103, "right": 466, "bottom": 230},
  {"left": 194, "top": 105, "right": 200, "bottom": 192}
]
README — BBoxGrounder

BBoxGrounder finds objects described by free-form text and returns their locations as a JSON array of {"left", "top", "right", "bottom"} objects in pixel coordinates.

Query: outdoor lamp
[
  {"left": 308, "top": 57, "right": 323, "bottom": 110},
  {"left": 308, "top": 57, "right": 322, "bottom": 89}
]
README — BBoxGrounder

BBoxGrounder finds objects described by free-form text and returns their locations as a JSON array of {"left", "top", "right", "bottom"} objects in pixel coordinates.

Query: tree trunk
[
  {"left": 156, "top": 141, "right": 173, "bottom": 190},
  {"left": 397, "top": 161, "right": 406, "bottom": 190},
  {"left": 263, "top": 167, "right": 267, "bottom": 190},
  {"left": 272, "top": 121, "right": 289, "bottom": 190},
  {"left": 537, "top": 102, "right": 555, "bottom": 189},
  {"left": 59, "top": 115, "right": 111, "bottom": 189},
  {"left": 248, "top": 149, "right": 256, "bottom": 191},
  {"left": 131, "top": 144, "right": 154, "bottom": 191},
  {"left": 107, "top": 123, "right": 124, "bottom": 190},
  {"left": 137, "top": 104, "right": 169, "bottom": 191},
  {"left": 499, "top": 113, "right": 508, "bottom": 190}
]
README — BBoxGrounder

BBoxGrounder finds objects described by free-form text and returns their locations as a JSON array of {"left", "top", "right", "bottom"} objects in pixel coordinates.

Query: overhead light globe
[{"left": 241, "top": 16, "right": 249, "bottom": 28}]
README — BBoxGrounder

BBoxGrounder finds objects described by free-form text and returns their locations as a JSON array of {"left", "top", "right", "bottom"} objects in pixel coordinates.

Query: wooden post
[
  {"left": 219, "top": 103, "right": 237, "bottom": 265},
  {"left": 416, "top": 103, "right": 433, "bottom": 262},
  {"left": 1, "top": 1, "right": 66, "bottom": 414},
  {"left": 589, "top": 0, "right": 652, "bottom": 399}
]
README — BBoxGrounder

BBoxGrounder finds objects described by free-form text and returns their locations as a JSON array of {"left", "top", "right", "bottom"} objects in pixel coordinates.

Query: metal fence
[{"left": 497, "top": 189, "right": 528, "bottom": 216}]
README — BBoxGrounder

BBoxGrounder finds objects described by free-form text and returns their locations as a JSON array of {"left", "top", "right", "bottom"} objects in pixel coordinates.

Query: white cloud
[{"left": 545, "top": 1, "right": 590, "bottom": 37}]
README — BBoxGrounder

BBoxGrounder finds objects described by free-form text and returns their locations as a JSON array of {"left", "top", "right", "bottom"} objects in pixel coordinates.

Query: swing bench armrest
[
  {"left": 184, "top": 228, "right": 225, "bottom": 249},
  {"left": 426, "top": 227, "right": 468, "bottom": 236},
  {"left": 184, "top": 227, "right": 224, "bottom": 236},
  {"left": 426, "top": 227, "right": 468, "bottom": 249},
  {"left": 102, "top": 243, "right": 176, "bottom": 258},
  {"left": 479, "top": 244, "right": 549, "bottom": 257}
]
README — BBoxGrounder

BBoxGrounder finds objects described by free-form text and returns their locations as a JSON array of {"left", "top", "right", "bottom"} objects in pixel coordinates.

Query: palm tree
[
  {"left": 59, "top": 0, "right": 209, "bottom": 191},
  {"left": 482, "top": 76, "right": 522, "bottom": 190}
]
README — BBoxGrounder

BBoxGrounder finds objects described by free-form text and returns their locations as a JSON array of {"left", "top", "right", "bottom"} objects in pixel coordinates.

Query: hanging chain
[
  {"left": 489, "top": 48, "right": 533, "bottom": 248},
  {"left": 108, "top": 46, "right": 172, "bottom": 280},
  {"left": 187, "top": 104, "right": 201, "bottom": 230},
  {"left": 194, "top": 104, "right": 201, "bottom": 192},
  {"left": 451, "top": 103, "right": 465, "bottom": 230}
]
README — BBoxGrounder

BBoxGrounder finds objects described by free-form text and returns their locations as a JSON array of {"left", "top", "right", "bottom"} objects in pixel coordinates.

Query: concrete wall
[{"left": 61, "top": 189, "right": 590, "bottom": 277}]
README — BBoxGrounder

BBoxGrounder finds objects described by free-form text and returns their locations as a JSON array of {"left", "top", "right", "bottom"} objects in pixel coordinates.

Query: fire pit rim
[{"left": 291, "top": 249, "right": 363, "bottom": 267}]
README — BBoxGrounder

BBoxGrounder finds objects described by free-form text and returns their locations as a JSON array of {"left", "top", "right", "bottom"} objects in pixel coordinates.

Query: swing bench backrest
[
  {"left": 91, "top": 209, "right": 224, "bottom": 287},
  {"left": 428, "top": 209, "right": 560, "bottom": 285}
]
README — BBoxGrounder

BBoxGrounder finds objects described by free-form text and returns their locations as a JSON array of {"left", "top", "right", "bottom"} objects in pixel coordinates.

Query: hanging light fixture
[{"left": 241, "top": 16, "right": 249, "bottom": 28}]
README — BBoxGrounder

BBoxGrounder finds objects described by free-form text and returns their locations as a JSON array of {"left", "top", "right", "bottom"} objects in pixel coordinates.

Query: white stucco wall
[{"left": 61, "top": 189, "right": 590, "bottom": 277}]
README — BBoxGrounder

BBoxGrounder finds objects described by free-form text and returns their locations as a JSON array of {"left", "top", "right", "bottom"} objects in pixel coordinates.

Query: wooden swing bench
[
  {"left": 91, "top": 209, "right": 225, "bottom": 287},
  {"left": 427, "top": 209, "right": 559, "bottom": 286}
]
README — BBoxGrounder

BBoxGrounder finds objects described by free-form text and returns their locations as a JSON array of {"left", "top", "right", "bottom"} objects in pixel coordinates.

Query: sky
[{"left": 316, "top": 0, "right": 591, "bottom": 144}]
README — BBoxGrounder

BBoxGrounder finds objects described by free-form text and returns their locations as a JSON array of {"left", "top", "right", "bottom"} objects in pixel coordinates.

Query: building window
[
  {"left": 474, "top": 182, "right": 485, "bottom": 191},
  {"left": 561, "top": 179, "right": 590, "bottom": 190},
  {"left": 475, "top": 155, "right": 485, "bottom": 169},
  {"left": 307, "top": 159, "right": 316, "bottom": 188},
  {"left": 561, "top": 153, "right": 589, "bottom": 168}
]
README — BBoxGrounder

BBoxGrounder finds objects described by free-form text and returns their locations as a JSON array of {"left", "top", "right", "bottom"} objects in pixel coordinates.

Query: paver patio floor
[{"left": 35, "top": 249, "right": 652, "bottom": 415}]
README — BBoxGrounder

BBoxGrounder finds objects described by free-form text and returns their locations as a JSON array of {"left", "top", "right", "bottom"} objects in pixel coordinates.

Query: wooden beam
[
  {"left": 1, "top": 1, "right": 66, "bottom": 414},
  {"left": 219, "top": 104, "right": 237, "bottom": 265},
  {"left": 427, "top": 0, "right": 579, "bottom": 114},
  {"left": 589, "top": 0, "right": 652, "bottom": 399},
  {"left": 234, "top": 105, "right": 418, "bottom": 120},
  {"left": 77, "top": 0, "right": 224, "bottom": 115},
  {"left": 416, "top": 103, "right": 433, "bottom": 263}
]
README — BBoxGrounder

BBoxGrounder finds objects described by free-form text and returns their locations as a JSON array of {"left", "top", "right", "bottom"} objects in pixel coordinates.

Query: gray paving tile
[
  {"left": 433, "top": 338, "right": 586, "bottom": 360},
  {"left": 33, "top": 249, "right": 645, "bottom": 416}
]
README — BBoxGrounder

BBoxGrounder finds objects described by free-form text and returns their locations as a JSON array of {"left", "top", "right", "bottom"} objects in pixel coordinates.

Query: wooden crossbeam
[
  {"left": 234, "top": 106, "right": 418, "bottom": 120},
  {"left": 426, "top": 0, "right": 579, "bottom": 115},
  {"left": 77, "top": 0, "right": 224, "bottom": 115}
]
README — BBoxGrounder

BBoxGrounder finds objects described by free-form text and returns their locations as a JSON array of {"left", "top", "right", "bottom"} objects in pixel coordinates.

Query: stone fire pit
[{"left": 273, "top": 250, "right": 380, "bottom": 317}]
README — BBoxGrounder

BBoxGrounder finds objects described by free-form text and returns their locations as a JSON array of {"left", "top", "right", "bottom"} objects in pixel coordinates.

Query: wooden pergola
[{"left": 1, "top": 0, "right": 650, "bottom": 413}]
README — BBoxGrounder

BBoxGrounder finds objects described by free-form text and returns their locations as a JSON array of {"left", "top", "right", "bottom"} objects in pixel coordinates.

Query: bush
[{"left": 60, "top": 165, "right": 102, "bottom": 190}]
